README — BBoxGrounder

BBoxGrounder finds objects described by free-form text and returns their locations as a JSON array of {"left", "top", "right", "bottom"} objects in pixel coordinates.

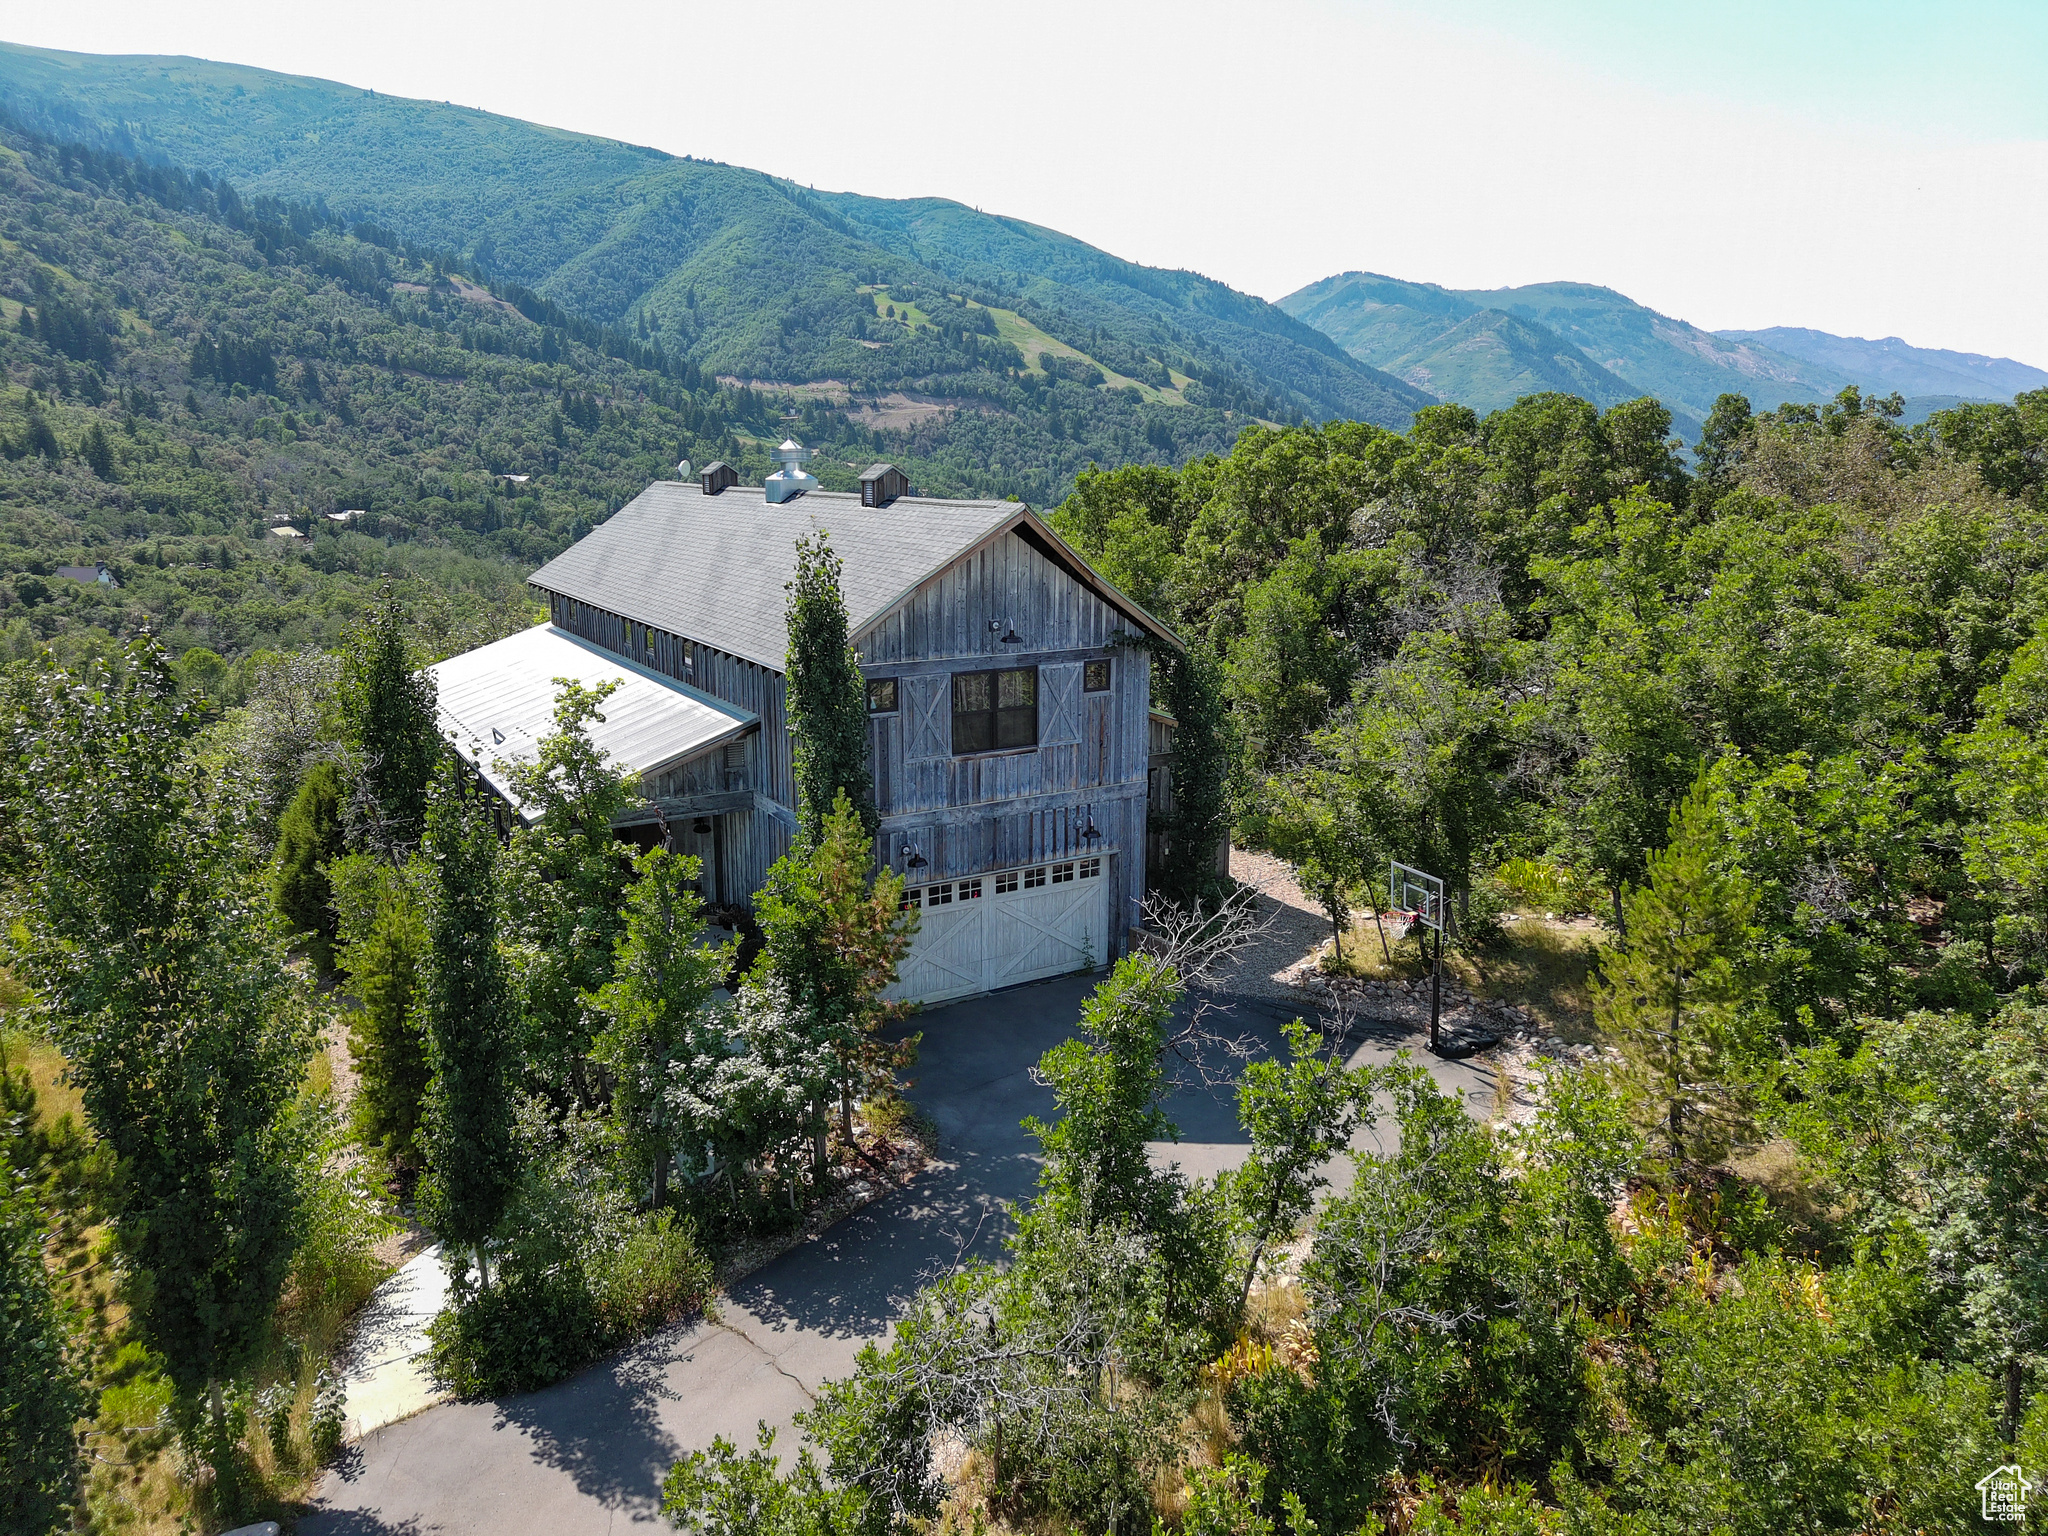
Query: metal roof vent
[
  {"left": 764, "top": 438, "right": 819, "bottom": 504},
  {"left": 699, "top": 461, "right": 738, "bottom": 495}
]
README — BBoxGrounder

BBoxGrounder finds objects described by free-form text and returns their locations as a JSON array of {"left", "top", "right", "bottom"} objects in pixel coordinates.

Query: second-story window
[
  {"left": 867, "top": 677, "right": 898, "bottom": 714},
  {"left": 1084, "top": 659, "right": 1111, "bottom": 692},
  {"left": 952, "top": 667, "right": 1038, "bottom": 753}
]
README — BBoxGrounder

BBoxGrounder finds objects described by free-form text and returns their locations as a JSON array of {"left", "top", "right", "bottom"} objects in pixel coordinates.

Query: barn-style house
[{"left": 430, "top": 443, "right": 1179, "bottom": 1005}]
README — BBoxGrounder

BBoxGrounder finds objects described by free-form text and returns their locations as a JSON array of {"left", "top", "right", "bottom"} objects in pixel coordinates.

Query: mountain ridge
[
  {"left": 1713, "top": 325, "right": 2048, "bottom": 401},
  {"left": 1283, "top": 269, "right": 2042, "bottom": 426},
  {"left": 0, "top": 40, "right": 1433, "bottom": 451}
]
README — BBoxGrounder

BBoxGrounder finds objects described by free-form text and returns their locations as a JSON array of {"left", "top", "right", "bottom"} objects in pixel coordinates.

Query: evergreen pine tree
[
  {"left": 1594, "top": 781, "right": 1756, "bottom": 1161},
  {"left": 417, "top": 761, "right": 518, "bottom": 1280},
  {"left": 273, "top": 758, "right": 346, "bottom": 949},
  {"left": 338, "top": 583, "right": 441, "bottom": 854},
  {"left": 80, "top": 420, "right": 114, "bottom": 480},
  {"left": 331, "top": 852, "right": 432, "bottom": 1176},
  {"left": 784, "top": 532, "right": 875, "bottom": 843}
]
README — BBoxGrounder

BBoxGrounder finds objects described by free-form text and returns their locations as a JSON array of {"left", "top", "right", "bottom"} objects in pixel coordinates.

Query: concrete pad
[{"left": 338, "top": 1243, "right": 452, "bottom": 1441}]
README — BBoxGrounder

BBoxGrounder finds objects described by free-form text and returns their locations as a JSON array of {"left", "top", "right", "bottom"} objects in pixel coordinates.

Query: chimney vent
[
  {"left": 764, "top": 439, "right": 819, "bottom": 504},
  {"left": 860, "top": 462, "right": 910, "bottom": 507},
  {"left": 699, "top": 460, "right": 738, "bottom": 495}
]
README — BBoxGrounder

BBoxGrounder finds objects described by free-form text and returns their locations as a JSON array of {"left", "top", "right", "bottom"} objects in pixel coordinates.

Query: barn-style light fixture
[
  {"left": 901, "top": 843, "right": 929, "bottom": 870},
  {"left": 692, "top": 817, "right": 712, "bottom": 835},
  {"left": 1079, "top": 813, "right": 1102, "bottom": 844},
  {"left": 988, "top": 617, "right": 1023, "bottom": 644}
]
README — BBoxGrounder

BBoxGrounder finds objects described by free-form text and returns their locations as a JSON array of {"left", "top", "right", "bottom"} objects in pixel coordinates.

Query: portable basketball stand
[{"left": 1390, "top": 860, "right": 1447, "bottom": 1053}]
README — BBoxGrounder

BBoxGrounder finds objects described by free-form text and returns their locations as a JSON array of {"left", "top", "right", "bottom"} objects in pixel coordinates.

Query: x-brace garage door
[{"left": 887, "top": 857, "right": 1109, "bottom": 1005}]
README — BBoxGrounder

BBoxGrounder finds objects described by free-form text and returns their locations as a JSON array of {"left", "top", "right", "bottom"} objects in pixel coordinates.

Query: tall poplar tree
[
  {"left": 784, "top": 532, "right": 875, "bottom": 843},
  {"left": 338, "top": 583, "right": 442, "bottom": 854},
  {"left": 417, "top": 760, "right": 518, "bottom": 1281},
  {"left": 0, "top": 1183, "right": 86, "bottom": 1534},
  {"left": 10, "top": 639, "right": 315, "bottom": 1514}
]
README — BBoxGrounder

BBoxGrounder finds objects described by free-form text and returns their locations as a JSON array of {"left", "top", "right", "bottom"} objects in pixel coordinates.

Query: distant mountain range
[
  {"left": 0, "top": 41, "right": 1429, "bottom": 455},
  {"left": 1280, "top": 273, "right": 2048, "bottom": 434},
  {"left": 0, "top": 39, "right": 2036, "bottom": 465}
]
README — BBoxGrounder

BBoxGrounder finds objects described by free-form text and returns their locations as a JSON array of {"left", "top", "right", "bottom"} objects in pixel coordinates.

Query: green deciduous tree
[
  {"left": 661, "top": 1423, "right": 863, "bottom": 1536},
  {"left": 752, "top": 791, "right": 915, "bottom": 1154},
  {"left": 784, "top": 532, "right": 874, "bottom": 843},
  {"left": 0, "top": 1178, "right": 86, "bottom": 1535},
  {"left": 8, "top": 639, "right": 315, "bottom": 1514},
  {"left": 338, "top": 584, "right": 441, "bottom": 854},
  {"left": 1954, "top": 621, "right": 2048, "bottom": 978},
  {"left": 589, "top": 847, "right": 732, "bottom": 1207},
  {"left": 1229, "top": 1018, "right": 1361, "bottom": 1311},
  {"left": 1153, "top": 642, "right": 1234, "bottom": 908},
  {"left": 497, "top": 678, "right": 639, "bottom": 1102},
  {"left": 1594, "top": 781, "right": 1757, "bottom": 1160},
  {"left": 417, "top": 761, "right": 518, "bottom": 1280}
]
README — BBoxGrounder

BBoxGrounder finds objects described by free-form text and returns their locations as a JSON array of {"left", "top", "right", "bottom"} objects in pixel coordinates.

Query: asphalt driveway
[{"left": 303, "top": 974, "right": 1490, "bottom": 1534}]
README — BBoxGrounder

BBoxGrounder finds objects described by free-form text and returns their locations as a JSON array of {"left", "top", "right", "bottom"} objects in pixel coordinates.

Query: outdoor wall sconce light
[
  {"left": 989, "top": 617, "right": 1023, "bottom": 644},
  {"left": 901, "top": 843, "right": 929, "bottom": 870},
  {"left": 692, "top": 817, "right": 712, "bottom": 835},
  {"left": 1079, "top": 812, "right": 1102, "bottom": 844}
]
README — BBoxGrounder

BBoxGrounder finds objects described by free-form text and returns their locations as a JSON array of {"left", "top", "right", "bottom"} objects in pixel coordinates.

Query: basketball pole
[{"left": 1430, "top": 922, "right": 1442, "bottom": 1052}]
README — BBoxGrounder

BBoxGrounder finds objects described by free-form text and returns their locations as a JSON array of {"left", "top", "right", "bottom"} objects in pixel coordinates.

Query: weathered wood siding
[
  {"left": 544, "top": 590, "right": 794, "bottom": 806},
  {"left": 857, "top": 529, "right": 1155, "bottom": 948},
  {"left": 541, "top": 589, "right": 791, "bottom": 903},
  {"left": 539, "top": 525, "right": 1164, "bottom": 949}
]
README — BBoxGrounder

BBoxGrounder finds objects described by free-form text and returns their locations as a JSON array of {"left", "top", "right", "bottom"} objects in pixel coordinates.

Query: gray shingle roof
[{"left": 526, "top": 482, "right": 1028, "bottom": 670}]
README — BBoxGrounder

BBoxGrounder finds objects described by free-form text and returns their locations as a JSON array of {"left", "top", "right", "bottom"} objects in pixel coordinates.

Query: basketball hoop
[
  {"left": 1390, "top": 861, "right": 1445, "bottom": 930},
  {"left": 1390, "top": 859, "right": 1450, "bottom": 1054}
]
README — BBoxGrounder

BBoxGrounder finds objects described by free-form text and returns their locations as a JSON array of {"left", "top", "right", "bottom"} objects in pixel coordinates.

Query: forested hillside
[
  {"left": 0, "top": 39, "right": 1432, "bottom": 497},
  {"left": 0, "top": 112, "right": 808, "bottom": 670},
  {"left": 0, "top": 107, "right": 1298, "bottom": 672}
]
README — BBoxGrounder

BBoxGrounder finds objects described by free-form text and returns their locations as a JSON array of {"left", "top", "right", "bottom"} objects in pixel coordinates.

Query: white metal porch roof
[{"left": 428, "top": 623, "right": 755, "bottom": 817}]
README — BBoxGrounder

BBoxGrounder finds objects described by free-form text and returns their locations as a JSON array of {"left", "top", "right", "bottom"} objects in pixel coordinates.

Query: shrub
[
  {"left": 588, "top": 1209, "right": 713, "bottom": 1337},
  {"left": 426, "top": 1207, "right": 713, "bottom": 1398},
  {"left": 425, "top": 1267, "right": 605, "bottom": 1398}
]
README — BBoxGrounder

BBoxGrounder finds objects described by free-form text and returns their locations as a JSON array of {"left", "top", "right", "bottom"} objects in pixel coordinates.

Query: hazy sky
[{"left": 7, "top": 0, "right": 2046, "bottom": 366}]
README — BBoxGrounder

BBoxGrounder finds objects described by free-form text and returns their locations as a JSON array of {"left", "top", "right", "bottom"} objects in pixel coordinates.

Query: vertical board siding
[
  {"left": 546, "top": 589, "right": 793, "bottom": 808},
  {"left": 855, "top": 531, "right": 1156, "bottom": 951},
  {"left": 544, "top": 526, "right": 1164, "bottom": 952},
  {"left": 544, "top": 587, "right": 792, "bottom": 910}
]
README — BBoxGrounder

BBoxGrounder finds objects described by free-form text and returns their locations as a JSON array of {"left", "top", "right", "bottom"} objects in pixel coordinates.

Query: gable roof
[
  {"left": 525, "top": 481, "right": 1176, "bottom": 670},
  {"left": 429, "top": 622, "right": 755, "bottom": 818}
]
